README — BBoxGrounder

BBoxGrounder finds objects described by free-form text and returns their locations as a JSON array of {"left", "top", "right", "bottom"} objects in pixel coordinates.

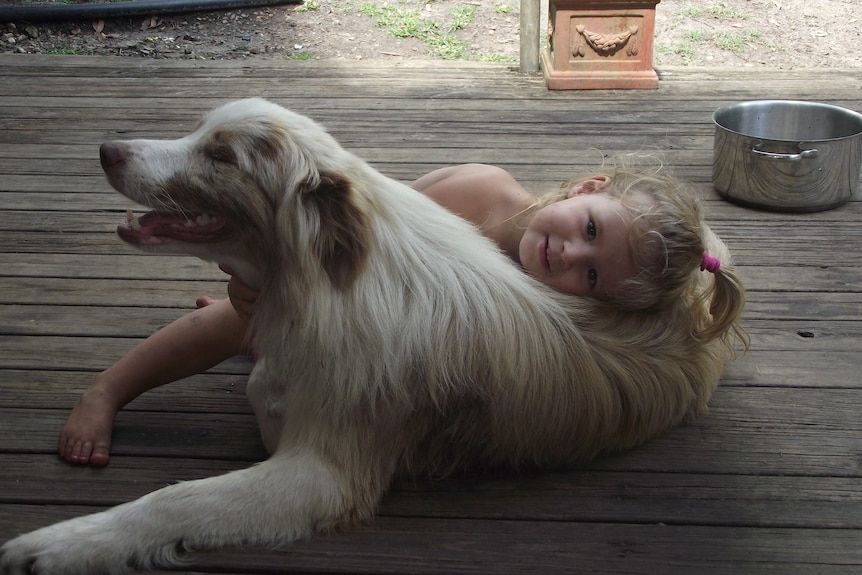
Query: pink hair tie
[{"left": 701, "top": 252, "right": 721, "bottom": 274}]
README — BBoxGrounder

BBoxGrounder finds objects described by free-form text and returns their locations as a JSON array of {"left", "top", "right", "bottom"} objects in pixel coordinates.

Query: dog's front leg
[{"left": 0, "top": 448, "right": 350, "bottom": 575}]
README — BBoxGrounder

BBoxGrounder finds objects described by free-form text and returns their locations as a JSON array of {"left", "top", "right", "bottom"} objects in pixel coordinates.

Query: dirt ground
[{"left": 1, "top": 0, "right": 860, "bottom": 68}]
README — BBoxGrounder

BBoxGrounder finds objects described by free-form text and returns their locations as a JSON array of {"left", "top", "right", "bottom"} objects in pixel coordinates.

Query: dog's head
[{"left": 101, "top": 98, "right": 370, "bottom": 290}]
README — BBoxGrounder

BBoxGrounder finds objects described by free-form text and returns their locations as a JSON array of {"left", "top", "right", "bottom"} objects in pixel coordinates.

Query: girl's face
[{"left": 519, "top": 178, "right": 639, "bottom": 299}]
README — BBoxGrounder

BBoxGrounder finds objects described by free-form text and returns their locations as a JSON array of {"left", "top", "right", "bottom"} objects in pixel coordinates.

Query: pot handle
[{"left": 751, "top": 147, "right": 818, "bottom": 162}]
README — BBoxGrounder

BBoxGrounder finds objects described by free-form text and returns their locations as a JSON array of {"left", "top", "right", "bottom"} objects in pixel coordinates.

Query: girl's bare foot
[
  {"left": 57, "top": 381, "right": 120, "bottom": 467},
  {"left": 57, "top": 295, "right": 246, "bottom": 466}
]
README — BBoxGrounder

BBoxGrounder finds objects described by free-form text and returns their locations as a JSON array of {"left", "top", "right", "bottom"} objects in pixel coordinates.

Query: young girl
[{"left": 58, "top": 161, "right": 747, "bottom": 467}]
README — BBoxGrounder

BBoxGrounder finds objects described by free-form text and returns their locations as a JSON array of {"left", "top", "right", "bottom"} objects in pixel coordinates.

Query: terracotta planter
[{"left": 542, "top": 0, "right": 660, "bottom": 90}]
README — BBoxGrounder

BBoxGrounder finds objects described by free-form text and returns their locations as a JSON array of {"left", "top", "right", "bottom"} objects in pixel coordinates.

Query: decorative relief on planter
[
  {"left": 542, "top": 0, "right": 660, "bottom": 91},
  {"left": 573, "top": 24, "right": 640, "bottom": 57}
]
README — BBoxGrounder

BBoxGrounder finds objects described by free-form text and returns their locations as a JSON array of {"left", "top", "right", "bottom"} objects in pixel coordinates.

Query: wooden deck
[{"left": 1, "top": 55, "right": 860, "bottom": 574}]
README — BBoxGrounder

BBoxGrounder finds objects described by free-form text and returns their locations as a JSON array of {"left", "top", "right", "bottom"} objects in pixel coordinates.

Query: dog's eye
[{"left": 208, "top": 145, "right": 236, "bottom": 165}]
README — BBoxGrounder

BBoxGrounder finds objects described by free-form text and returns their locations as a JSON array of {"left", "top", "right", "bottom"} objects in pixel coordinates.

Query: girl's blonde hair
[{"left": 533, "top": 157, "right": 748, "bottom": 351}]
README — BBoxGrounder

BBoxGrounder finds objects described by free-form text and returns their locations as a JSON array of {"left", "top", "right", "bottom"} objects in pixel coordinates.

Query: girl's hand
[{"left": 219, "top": 265, "right": 259, "bottom": 322}]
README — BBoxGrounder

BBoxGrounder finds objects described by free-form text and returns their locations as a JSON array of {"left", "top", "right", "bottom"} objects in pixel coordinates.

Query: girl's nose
[{"left": 560, "top": 241, "right": 588, "bottom": 268}]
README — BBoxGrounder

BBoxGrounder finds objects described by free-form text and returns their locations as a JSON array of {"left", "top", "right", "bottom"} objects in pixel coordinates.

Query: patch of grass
[
  {"left": 335, "top": 0, "right": 359, "bottom": 11},
  {"left": 680, "top": 7, "right": 704, "bottom": 18},
  {"left": 427, "top": 34, "right": 467, "bottom": 59},
  {"left": 44, "top": 47, "right": 81, "bottom": 55},
  {"left": 358, "top": 1, "right": 476, "bottom": 60},
  {"left": 494, "top": 4, "right": 513, "bottom": 15},
  {"left": 708, "top": 4, "right": 747, "bottom": 19},
  {"left": 656, "top": 41, "right": 695, "bottom": 61},
  {"left": 713, "top": 29, "right": 761, "bottom": 52},
  {"left": 358, "top": 3, "right": 401, "bottom": 26},
  {"left": 287, "top": 51, "right": 315, "bottom": 60},
  {"left": 475, "top": 52, "right": 516, "bottom": 63},
  {"left": 681, "top": 3, "right": 747, "bottom": 20},
  {"left": 657, "top": 29, "right": 706, "bottom": 61},
  {"left": 682, "top": 30, "right": 707, "bottom": 43},
  {"left": 296, "top": 0, "right": 321, "bottom": 11},
  {"left": 388, "top": 9, "right": 425, "bottom": 39},
  {"left": 661, "top": 22, "right": 761, "bottom": 60},
  {"left": 449, "top": 5, "right": 475, "bottom": 31}
]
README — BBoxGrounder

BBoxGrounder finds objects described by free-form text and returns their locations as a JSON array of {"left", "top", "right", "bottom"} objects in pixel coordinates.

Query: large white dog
[{"left": 1, "top": 99, "right": 732, "bottom": 574}]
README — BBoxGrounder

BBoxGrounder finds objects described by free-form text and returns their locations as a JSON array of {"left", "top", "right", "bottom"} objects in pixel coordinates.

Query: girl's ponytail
[
  {"left": 692, "top": 228, "right": 749, "bottom": 353},
  {"left": 696, "top": 255, "right": 749, "bottom": 351}
]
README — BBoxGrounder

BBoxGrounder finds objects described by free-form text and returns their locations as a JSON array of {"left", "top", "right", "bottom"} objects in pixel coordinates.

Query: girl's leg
[{"left": 58, "top": 298, "right": 248, "bottom": 467}]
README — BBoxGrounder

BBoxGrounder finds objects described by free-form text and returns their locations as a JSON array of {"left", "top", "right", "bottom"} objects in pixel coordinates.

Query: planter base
[{"left": 543, "top": 0, "right": 660, "bottom": 91}]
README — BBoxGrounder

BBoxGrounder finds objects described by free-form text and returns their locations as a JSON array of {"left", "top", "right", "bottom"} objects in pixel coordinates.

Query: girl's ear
[{"left": 567, "top": 176, "right": 610, "bottom": 198}]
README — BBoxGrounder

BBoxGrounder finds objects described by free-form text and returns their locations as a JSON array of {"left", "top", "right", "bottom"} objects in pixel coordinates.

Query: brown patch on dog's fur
[
  {"left": 253, "top": 122, "right": 291, "bottom": 165},
  {"left": 206, "top": 130, "right": 240, "bottom": 165},
  {"left": 303, "top": 173, "right": 371, "bottom": 289}
]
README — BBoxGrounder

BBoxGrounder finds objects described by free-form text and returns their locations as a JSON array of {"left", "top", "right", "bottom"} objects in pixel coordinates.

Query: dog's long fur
[{"left": 1, "top": 99, "right": 734, "bottom": 574}]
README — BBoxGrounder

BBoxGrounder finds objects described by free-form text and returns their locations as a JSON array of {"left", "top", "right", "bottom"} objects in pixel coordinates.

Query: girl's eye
[
  {"left": 588, "top": 267, "right": 598, "bottom": 288},
  {"left": 586, "top": 219, "right": 597, "bottom": 240}
]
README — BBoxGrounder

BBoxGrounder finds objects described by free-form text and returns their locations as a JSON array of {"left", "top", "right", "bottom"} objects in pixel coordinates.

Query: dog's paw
[
  {"left": 1, "top": 534, "right": 50, "bottom": 575},
  {"left": 1, "top": 519, "right": 132, "bottom": 575}
]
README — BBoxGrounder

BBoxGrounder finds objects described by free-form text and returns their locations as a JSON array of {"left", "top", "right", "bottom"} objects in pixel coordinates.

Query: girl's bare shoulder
[{"left": 417, "top": 164, "right": 532, "bottom": 227}]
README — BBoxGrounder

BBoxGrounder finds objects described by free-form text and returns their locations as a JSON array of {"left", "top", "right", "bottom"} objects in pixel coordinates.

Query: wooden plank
[
  {"left": 0, "top": 253, "right": 222, "bottom": 280},
  {"left": 1, "top": 339, "right": 858, "bottom": 390},
  {"left": 0, "top": 95, "right": 785, "bottom": 117},
  {"left": 2, "top": 68, "right": 860, "bottom": 102},
  {"left": 10, "top": 274, "right": 862, "bottom": 310},
  {"left": 0, "top": 305, "right": 197, "bottom": 336},
  {"left": 2, "top": 388, "right": 860, "bottom": 476},
  {"left": 193, "top": 520, "right": 862, "bottom": 575},
  {"left": 0, "top": 85, "right": 858, "bottom": 111},
  {"left": 3, "top": 97, "right": 847, "bottom": 121},
  {"left": 0, "top": 326, "right": 860, "bottom": 375},
  {"left": 0, "top": 454, "right": 859, "bottom": 529},
  {"left": 2, "top": 54, "right": 858, "bottom": 86},
  {"left": 0, "top": 152, "right": 760, "bottom": 180},
  {"left": 0, "top": 277, "right": 225, "bottom": 307},
  {"left": 3, "top": 304, "right": 862, "bottom": 350},
  {"left": 0, "top": 454, "right": 250, "bottom": 506},
  {"left": 0, "top": 335, "right": 253, "bottom": 374},
  {"left": 707, "top": 351, "right": 861, "bottom": 389},
  {"left": 0, "top": 369, "right": 251, "bottom": 411},
  {"left": 5, "top": 248, "right": 862, "bottom": 286},
  {"left": 5, "top": 211, "right": 862, "bottom": 238},
  {"left": 0, "top": 409, "right": 267, "bottom": 461},
  {"left": 742, "top": 293, "right": 862, "bottom": 322},
  {"left": 1, "top": 134, "right": 720, "bottom": 161},
  {"left": 0, "top": 118, "right": 722, "bottom": 140},
  {"left": 0, "top": 502, "right": 856, "bottom": 575},
  {"left": 5, "top": 226, "right": 862, "bottom": 268}
]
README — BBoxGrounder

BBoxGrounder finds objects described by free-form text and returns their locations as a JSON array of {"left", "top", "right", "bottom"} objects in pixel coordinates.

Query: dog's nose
[{"left": 99, "top": 142, "right": 128, "bottom": 171}]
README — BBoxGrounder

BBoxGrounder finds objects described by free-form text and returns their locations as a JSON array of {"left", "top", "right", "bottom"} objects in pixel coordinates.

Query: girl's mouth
[{"left": 541, "top": 236, "right": 551, "bottom": 273}]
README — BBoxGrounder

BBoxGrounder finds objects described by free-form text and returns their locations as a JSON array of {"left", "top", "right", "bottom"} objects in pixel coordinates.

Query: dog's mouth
[{"left": 118, "top": 209, "right": 233, "bottom": 245}]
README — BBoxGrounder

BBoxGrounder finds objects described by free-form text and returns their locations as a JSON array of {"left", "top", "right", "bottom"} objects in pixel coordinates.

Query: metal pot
[{"left": 712, "top": 100, "right": 862, "bottom": 212}]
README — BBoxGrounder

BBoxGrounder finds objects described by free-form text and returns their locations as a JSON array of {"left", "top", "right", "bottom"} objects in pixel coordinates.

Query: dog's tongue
[{"left": 118, "top": 210, "right": 230, "bottom": 245}]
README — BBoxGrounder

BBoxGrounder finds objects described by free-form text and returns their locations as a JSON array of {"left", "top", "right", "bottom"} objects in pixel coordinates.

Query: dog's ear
[{"left": 302, "top": 173, "right": 371, "bottom": 289}]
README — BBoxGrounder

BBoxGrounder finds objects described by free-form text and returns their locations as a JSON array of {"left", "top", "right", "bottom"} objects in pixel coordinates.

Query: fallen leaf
[
  {"left": 141, "top": 16, "right": 159, "bottom": 31},
  {"left": 92, "top": 19, "right": 105, "bottom": 41}
]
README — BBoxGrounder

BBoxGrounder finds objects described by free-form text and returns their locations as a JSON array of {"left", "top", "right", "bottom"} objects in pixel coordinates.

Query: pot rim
[{"left": 713, "top": 99, "right": 862, "bottom": 143}]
